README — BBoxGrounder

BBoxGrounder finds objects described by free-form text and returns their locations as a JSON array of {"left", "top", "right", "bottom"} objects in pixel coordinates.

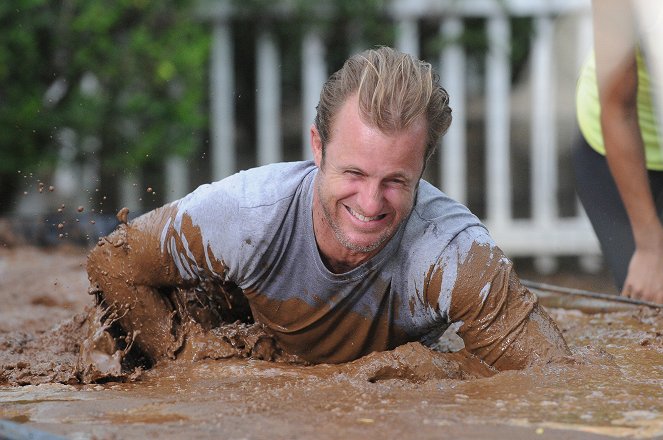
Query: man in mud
[{"left": 86, "top": 46, "right": 569, "bottom": 373}]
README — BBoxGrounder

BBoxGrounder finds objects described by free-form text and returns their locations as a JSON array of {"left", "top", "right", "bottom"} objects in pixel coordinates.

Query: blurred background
[{"left": 0, "top": 0, "right": 603, "bottom": 276}]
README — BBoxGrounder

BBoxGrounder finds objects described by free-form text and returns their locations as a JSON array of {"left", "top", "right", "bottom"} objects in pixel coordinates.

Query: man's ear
[{"left": 310, "top": 124, "right": 323, "bottom": 168}]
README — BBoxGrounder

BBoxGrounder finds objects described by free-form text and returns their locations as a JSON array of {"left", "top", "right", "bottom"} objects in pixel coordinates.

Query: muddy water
[{"left": 1, "top": 305, "right": 662, "bottom": 439}]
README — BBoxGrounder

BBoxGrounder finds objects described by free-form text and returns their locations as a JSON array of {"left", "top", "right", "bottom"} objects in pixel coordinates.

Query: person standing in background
[{"left": 574, "top": 0, "right": 663, "bottom": 304}]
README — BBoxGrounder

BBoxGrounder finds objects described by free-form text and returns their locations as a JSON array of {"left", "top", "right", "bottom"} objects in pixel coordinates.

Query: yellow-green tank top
[{"left": 576, "top": 49, "right": 663, "bottom": 170}]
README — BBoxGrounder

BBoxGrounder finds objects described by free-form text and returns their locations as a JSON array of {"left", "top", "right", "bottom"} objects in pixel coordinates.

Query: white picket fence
[{"left": 201, "top": 0, "right": 601, "bottom": 271}]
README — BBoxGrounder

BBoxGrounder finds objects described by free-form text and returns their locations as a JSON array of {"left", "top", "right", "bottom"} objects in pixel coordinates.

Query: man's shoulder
[
  {"left": 182, "top": 161, "right": 315, "bottom": 208},
  {"left": 399, "top": 180, "right": 491, "bottom": 267},
  {"left": 235, "top": 160, "right": 316, "bottom": 182},
  {"left": 409, "top": 180, "right": 484, "bottom": 234},
  {"left": 170, "top": 161, "right": 316, "bottom": 282},
  {"left": 232, "top": 161, "right": 316, "bottom": 207}
]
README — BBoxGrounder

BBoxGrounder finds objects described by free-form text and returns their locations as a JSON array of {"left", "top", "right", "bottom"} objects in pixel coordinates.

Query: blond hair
[{"left": 315, "top": 46, "right": 451, "bottom": 163}]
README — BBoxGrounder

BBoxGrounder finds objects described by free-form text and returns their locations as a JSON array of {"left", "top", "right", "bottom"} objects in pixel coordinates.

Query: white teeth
[{"left": 348, "top": 207, "right": 384, "bottom": 222}]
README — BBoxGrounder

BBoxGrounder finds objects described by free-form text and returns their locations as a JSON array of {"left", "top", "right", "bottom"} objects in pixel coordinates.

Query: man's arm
[
  {"left": 442, "top": 234, "right": 570, "bottom": 370},
  {"left": 87, "top": 203, "right": 226, "bottom": 359}
]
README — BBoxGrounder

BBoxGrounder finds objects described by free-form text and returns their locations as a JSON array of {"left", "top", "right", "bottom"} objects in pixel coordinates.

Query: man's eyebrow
[
  {"left": 333, "top": 163, "right": 364, "bottom": 174},
  {"left": 335, "top": 163, "right": 415, "bottom": 181},
  {"left": 387, "top": 172, "right": 409, "bottom": 180},
  {"left": 380, "top": 171, "right": 417, "bottom": 185},
  {"left": 384, "top": 169, "right": 416, "bottom": 181}
]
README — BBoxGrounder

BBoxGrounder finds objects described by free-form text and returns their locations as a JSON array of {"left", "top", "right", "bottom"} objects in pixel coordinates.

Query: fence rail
[{"left": 200, "top": 0, "right": 599, "bottom": 271}]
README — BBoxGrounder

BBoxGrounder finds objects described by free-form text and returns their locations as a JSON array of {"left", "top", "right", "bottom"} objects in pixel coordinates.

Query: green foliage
[
  {"left": 0, "top": 0, "right": 210, "bottom": 206},
  {"left": 222, "top": 0, "right": 394, "bottom": 55},
  {"left": 293, "top": 0, "right": 393, "bottom": 45},
  {"left": 426, "top": 15, "right": 533, "bottom": 86},
  {"left": 1, "top": 0, "right": 538, "bottom": 214}
]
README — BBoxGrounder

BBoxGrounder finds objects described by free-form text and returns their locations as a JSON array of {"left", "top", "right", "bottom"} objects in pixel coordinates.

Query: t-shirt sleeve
[
  {"left": 159, "top": 162, "right": 312, "bottom": 287},
  {"left": 435, "top": 228, "right": 570, "bottom": 370},
  {"left": 158, "top": 177, "right": 244, "bottom": 284}
]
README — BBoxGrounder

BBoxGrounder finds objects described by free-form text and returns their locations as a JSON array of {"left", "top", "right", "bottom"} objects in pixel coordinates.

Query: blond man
[{"left": 87, "top": 47, "right": 569, "bottom": 371}]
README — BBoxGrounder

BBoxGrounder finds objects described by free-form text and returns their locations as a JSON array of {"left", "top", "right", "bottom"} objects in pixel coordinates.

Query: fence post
[
  {"left": 440, "top": 17, "right": 467, "bottom": 204},
  {"left": 257, "top": 29, "right": 282, "bottom": 165},
  {"left": 396, "top": 18, "right": 419, "bottom": 57},
  {"left": 530, "top": 15, "right": 558, "bottom": 273},
  {"left": 301, "top": 29, "right": 327, "bottom": 160},
  {"left": 485, "top": 14, "right": 512, "bottom": 228},
  {"left": 119, "top": 170, "right": 141, "bottom": 214},
  {"left": 165, "top": 156, "right": 189, "bottom": 202},
  {"left": 211, "top": 21, "right": 235, "bottom": 180}
]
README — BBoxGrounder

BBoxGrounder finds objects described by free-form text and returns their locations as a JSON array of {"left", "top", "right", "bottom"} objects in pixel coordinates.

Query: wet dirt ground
[{"left": 1, "top": 245, "right": 662, "bottom": 439}]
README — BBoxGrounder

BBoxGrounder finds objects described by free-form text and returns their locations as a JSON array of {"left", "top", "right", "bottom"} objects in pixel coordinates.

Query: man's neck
[{"left": 318, "top": 251, "right": 364, "bottom": 274}]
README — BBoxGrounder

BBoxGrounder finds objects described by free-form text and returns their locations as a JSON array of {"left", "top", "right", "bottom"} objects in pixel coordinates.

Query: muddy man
[{"left": 86, "top": 47, "right": 570, "bottom": 372}]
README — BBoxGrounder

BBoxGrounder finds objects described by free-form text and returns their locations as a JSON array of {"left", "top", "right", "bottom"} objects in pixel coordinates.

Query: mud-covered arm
[
  {"left": 441, "top": 231, "right": 570, "bottom": 370},
  {"left": 86, "top": 203, "right": 230, "bottom": 360},
  {"left": 88, "top": 203, "right": 227, "bottom": 290}
]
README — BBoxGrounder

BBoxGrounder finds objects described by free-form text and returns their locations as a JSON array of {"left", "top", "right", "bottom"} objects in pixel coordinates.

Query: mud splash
[
  {"left": 3, "top": 305, "right": 493, "bottom": 387},
  {"left": 1, "top": 246, "right": 662, "bottom": 439}
]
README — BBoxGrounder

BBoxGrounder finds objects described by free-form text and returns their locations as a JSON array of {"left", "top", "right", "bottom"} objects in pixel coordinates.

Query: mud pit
[{"left": 1, "top": 245, "right": 662, "bottom": 439}]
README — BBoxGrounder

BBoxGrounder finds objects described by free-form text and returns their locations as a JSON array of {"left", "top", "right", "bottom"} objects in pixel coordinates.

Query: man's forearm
[
  {"left": 86, "top": 205, "right": 196, "bottom": 359},
  {"left": 449, "top": 248, "right": 570, "bottom": 370}
]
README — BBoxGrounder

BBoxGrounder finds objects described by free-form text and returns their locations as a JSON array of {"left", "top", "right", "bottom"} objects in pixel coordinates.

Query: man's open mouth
[{"left": 346, "top": 206, "right": 387, "bottom": 222}]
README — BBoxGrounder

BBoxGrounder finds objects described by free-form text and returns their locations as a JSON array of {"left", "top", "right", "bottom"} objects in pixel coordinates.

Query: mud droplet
[
  {"left": 116, "top": 207, "right": 130, "bottom": 224},
  {"left": 57, "top": 223, "right": 64, "bottom": 229},
  {"left": 77, "top": 206, "right": 84, "bottom": 213},
  {"left": 147, "top": 187, "right": 153, "bottom": 193},
  {"left": 49, "top": 186, "right": 55, "bottom": 192},
  {"left": 90, "top": 220, "right": 96, "bottom": 224}
]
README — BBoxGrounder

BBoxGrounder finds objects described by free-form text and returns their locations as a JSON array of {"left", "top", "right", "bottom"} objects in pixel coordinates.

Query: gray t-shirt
[{"left": 161, "top": 161, "right": 513, "bottom": 363}]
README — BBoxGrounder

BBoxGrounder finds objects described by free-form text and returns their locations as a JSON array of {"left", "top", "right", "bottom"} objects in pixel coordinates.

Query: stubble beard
[{"left": 317, "top": 178, "right": 400, "bottom": 254}]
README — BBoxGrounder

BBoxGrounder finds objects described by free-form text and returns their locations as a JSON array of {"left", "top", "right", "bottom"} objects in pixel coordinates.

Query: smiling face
[{"left": 311, "top": 94, "right": 428, "bottom": 272}]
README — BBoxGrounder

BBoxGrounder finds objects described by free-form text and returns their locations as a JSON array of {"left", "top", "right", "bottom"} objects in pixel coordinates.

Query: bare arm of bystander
[{"left": 594, "top": 0, "right": 663, "bottom": 304}]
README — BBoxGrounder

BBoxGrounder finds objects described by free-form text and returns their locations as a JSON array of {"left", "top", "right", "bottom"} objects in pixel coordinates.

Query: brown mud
[{"left": 1, "top": 245, "right": 662, "bottom": 439}]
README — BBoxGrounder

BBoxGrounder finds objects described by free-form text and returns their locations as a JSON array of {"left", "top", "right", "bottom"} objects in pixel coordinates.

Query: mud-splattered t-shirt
[{"left": 160, "top": 161, "right": 563, "bottom": 367}]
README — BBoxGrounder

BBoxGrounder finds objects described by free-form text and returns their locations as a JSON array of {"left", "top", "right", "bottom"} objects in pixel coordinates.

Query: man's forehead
[{"left": 329, "top": 95, "right": 428, "bottom": 143}]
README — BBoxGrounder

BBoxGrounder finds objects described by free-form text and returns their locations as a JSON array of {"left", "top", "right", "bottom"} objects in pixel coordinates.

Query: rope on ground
[{"left": 521, "top": 279, "right": 663, "bottom": 309}]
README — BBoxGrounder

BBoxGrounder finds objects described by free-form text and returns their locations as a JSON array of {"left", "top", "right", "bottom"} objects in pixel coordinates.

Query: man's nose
[{"left": 357, "top": 180, "right": 384, "bottom": 216}]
